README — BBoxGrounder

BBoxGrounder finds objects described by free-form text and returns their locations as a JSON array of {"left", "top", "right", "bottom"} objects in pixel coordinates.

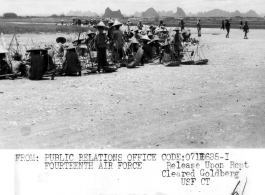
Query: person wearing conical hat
[
  {"left": 94, "top": 21, "right": 109, "bottom": 73},
  {"left": 134, "top": 29, "right": 141, "bottom": 40},
  {"left": 111, "top": 20, "right": 124, "bottom": 60},
  {"left": 61, "top": 45, "right": 81, "bottom": 75},
  {"left": 25, "top": 47, "right": 46, "bottom": 80},
  {"left": 107, "top": 19, "right": 114, "bottom": 39},
  {"left": 127, "top": 37, "right": 139, "bottom": 53},
  {"left": 148, "top": 36, "right": 161, "bottom": 57},
  {"left": 173, "top": 27, "right": 183, "bottom": 59},
  {"left": 140, "top": 35, "right": 152, "bottom": 65},
  {"left": 85, "top": 30, "right": 96, "bottom": 48}
]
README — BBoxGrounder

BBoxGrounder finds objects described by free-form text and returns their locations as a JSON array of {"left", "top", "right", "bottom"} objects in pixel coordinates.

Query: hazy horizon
[{"left": 1, "top": 0, "right": 265, "bottom": 16}]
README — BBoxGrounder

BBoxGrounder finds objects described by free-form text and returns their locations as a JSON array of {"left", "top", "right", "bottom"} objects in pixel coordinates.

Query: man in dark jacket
[{"left": 225, "top": 19, "right": 231, "bottom": 38}]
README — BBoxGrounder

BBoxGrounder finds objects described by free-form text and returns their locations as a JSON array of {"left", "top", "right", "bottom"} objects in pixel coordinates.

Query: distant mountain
[
  {"left": 173, "top": 7, "right": 186, "bottom": 18},
  {"left": 66, "top": 10, "right": 97, "bottom": 16},
  {"left": 102, "top": 7, "right": 124, "bottom": 18},
  {"left": 196, "top": 9, "right": 260, "bottom": 17},
  {"left": 142, "top": 7, "right": 159, "bottom": 18},
  {"left": 158, "top": 10, "right": 174, "bottom": 17},
  {"left": 133, "top": 11, "right": 143, "bottom": 17}
]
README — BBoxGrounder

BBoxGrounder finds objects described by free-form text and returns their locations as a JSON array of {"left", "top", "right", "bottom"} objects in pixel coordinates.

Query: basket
[
  {"left": 194, "top": 59, "right": 208, "bottom": 65},
  {"left": 127, "top": 60, "right": 139, "bottom": 68},
  {"left": 164, "top": 60, "right": 181, "bottom": 66},
  {"left": 103, "top": 64, "right": 118, "bottom": 72},
  {"left": 180, "top": 60, "right": 195, "bottom": 65}
]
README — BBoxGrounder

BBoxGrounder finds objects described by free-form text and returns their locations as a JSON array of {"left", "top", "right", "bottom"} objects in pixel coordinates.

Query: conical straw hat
[
  {"left": 93, "top": 21, "right": 108, "bottom": 30},
  {"left": 140, "top": 34, "right": 151, "bottom": 41},
  {"left": 112, "top": 20, "right": 123, "bottom": 27}
]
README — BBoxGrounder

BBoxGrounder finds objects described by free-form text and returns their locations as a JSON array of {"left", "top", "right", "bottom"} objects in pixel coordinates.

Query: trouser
[
  {"left": 197, "top": 27, "right": 201, "bottom": 37},
  {"left": 114, "top": 48, "right": 123, "bottom": 60},
  {"left": 226, "top": 29, "right": 230, "bottom": 38},
  {"left": 97, "top": 47, "right": 107, "bottom": 72},
  {"left": 244, "top": 32, "right": 248, "bottom": 38}
]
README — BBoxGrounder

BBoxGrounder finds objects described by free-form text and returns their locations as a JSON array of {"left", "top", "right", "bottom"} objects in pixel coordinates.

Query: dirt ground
[{"left": 0, "top": 28, "right": 265, "bottom": 149}]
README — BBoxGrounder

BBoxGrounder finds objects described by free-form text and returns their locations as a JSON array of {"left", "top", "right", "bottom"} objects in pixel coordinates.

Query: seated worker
[
  {"left": 140, "top": 35, "right": 152, "bottom": 65},
  {"left": 148, "top": 36, "right": 161, "bottom": 57},
  {"left": 41, "top": 48, "right": 54, "bottom": 74},
  {"left": 11, "top": 53, "right": 26, "bottom": 77},
  {"left": 0, "top": 48, "right": 11, "bottom": 76},
  {"left": 134, "top": 29, "right": 141, "bottom": 41},
  {"left": 25, "top": 47, "right": 45, "bottom": 80},
  {"left": 55, "top": 37, "right": 66, "bottom": 57},
  {"left": 159, "top": 41, "right": 171, "bottom": 64},
  {"left": 182, "top": 29, "right": 191, "bottom": 42},
  {"left": 126, "top": 37, "right": 139, "bottom": 55},
  {"left": 62, "top": 45, "right": 81, "bottom": 76}
]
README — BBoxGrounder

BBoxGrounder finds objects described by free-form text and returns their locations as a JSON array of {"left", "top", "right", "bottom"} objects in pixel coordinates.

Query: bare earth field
[{"left": 0, "top": 28, "right": 265, "bottom": 149}]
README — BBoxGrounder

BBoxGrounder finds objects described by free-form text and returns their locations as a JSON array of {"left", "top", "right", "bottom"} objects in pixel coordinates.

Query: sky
[{"left": 0, "top": 0, "right": 264, "bottom": 16}]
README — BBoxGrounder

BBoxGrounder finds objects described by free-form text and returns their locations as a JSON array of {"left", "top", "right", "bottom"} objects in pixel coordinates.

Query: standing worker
[
  {"left": 137, "top": 20, "right": 143, "bottom": 30},
  {"left": 111, "top": 20, "right": 124, "bottom": 61},
  {"left": 180, "top": 19, "right": 185, "bottom": 31},
  {"left": 94, "top": 21, "right": 109, "bottom": 73},
  {"left": 197, "top": 19, "right": 201, "bottom": 37},
  {"left": 173, "top": 27, "right": 183, "bottom": 59},
  {"left": 225, "top": 19, "right": 231, "bottom": 38},
  {"left": 243, "top": 22, "right": 249, "bottom": 39}
]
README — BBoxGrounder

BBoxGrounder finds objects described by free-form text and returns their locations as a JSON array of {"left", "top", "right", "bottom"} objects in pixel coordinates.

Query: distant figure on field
[
  {"left": 221, "top": 20, "right": 225, "bottom": 30},
  {"left": 197, "top": 19, "right": 201, "bottom": 37},
  {"left": 159, "top": 20, "right": 163, "bottom": 28},
  {"left": 137, "top": 20, "right": 143, "bottom": 30},
  {"left": 225, "top": 19, "right": 231, "bottom": 38},
  {"left": 240, "top": 21, "right": 243, "bottom": 30},
  {"left": 243, "top": 22, "right": 249, "bottom": 39},
  {"left": 61, "top": 19, "right": 64, "bottom": 25},
  {"left": 180, "top": 19, "right": 185, "bottom": 31}
]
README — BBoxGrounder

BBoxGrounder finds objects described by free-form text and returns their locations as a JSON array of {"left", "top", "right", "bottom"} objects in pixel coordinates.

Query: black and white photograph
[{"left": 0, "top": 0, "right": 265, "bottom": 194}]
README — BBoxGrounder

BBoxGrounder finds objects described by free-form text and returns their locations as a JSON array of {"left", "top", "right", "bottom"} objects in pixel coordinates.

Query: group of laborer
[
  {"left": 221, "top": 19, "right": 250, "bottom": 39},
  {"left": 0, "top": 18, "right": 195, "bottom": 80}
]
